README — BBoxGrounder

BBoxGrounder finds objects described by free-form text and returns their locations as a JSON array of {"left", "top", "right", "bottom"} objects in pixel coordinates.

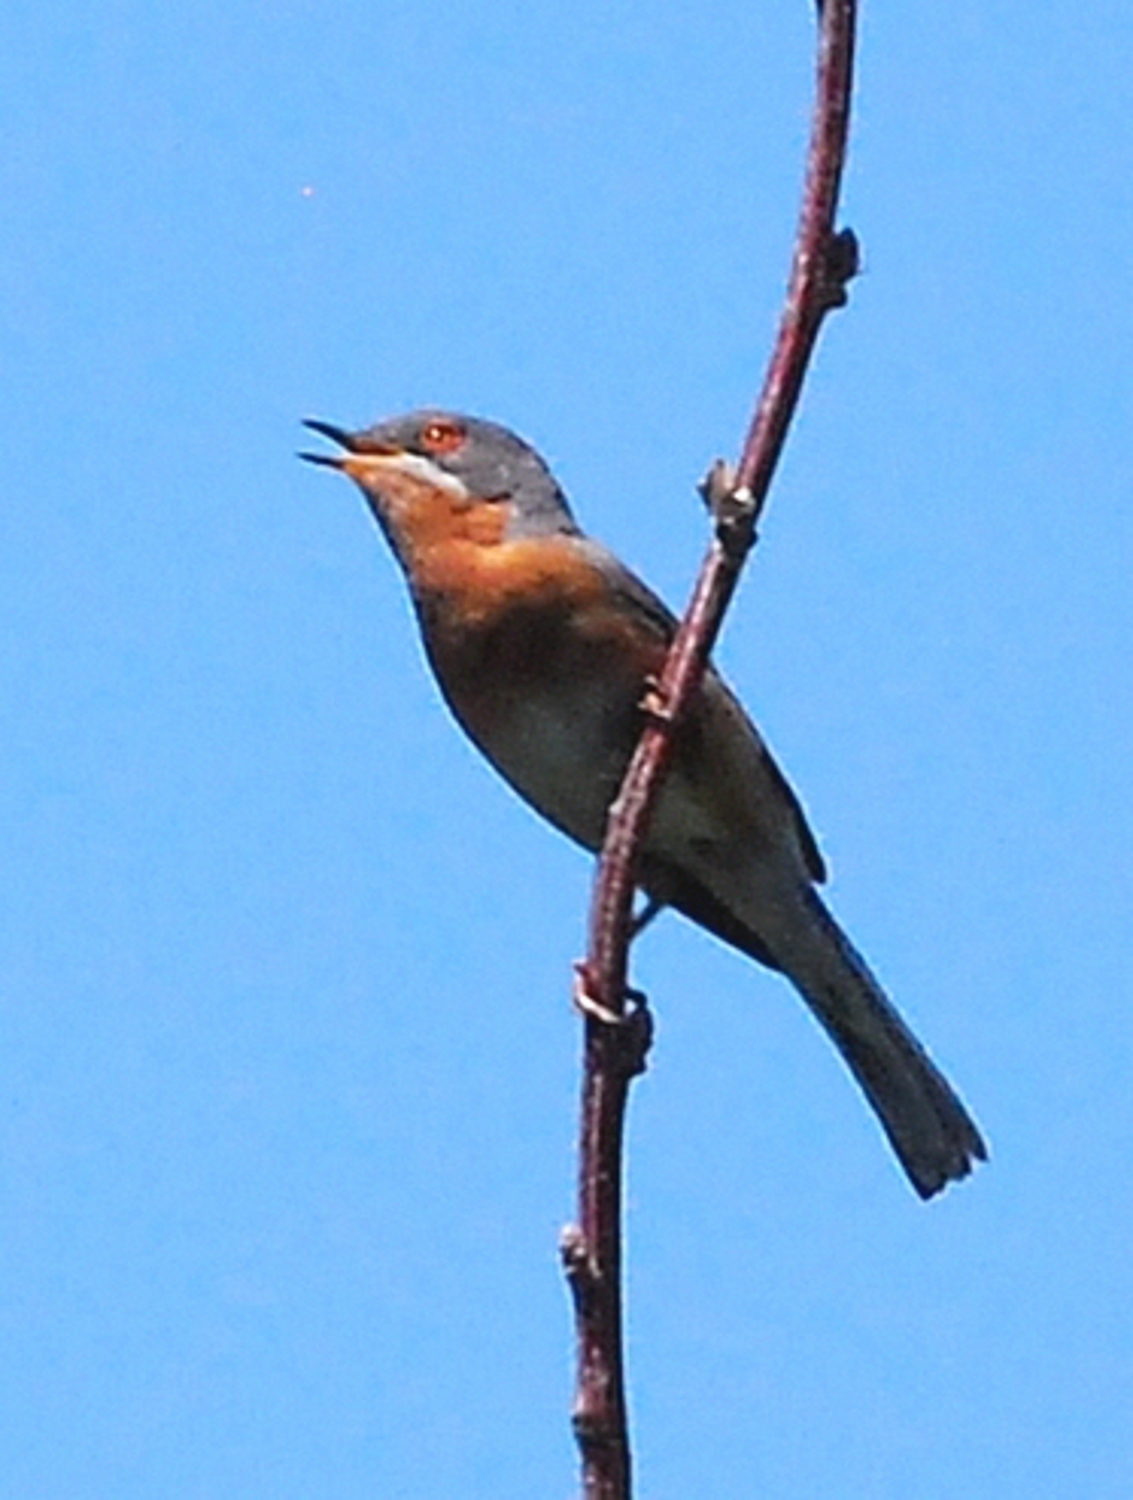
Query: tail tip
[{"left": 908, "top": 1124, "right": 989, "bottom": 1201}]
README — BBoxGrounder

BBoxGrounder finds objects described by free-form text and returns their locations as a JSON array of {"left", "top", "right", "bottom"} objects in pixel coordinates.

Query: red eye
[{"left": 419, "top": 419, "right": 466, "bottom": 455}]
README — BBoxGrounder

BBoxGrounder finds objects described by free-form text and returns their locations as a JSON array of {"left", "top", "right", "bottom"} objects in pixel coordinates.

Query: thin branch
[{"left": 562, "top": 2, "right": 861, "bottom": 1497}]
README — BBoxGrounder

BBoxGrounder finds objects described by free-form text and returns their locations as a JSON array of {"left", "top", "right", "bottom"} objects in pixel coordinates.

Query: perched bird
[{"left": 301, "top": 410, "right": 986, "bottom": 1198}]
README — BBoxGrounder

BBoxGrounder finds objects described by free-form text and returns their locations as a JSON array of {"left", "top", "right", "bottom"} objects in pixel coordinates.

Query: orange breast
[{"left": 406, "top": 531, "right": 665, "bottom": 849}]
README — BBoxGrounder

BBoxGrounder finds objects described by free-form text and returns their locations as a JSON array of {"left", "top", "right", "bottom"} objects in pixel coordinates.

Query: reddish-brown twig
[{"left": 561, "top": 3, "right": 860, "bottom": 1497}]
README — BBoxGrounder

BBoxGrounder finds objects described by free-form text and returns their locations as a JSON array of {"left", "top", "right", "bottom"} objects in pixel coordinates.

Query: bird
[{"left": 301, "top": 409, "right": 987, "bottom": 1199}]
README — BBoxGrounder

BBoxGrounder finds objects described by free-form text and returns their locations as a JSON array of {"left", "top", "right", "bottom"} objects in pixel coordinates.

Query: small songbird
[{"left": 301, "top": 410, "right": 986, "bottom": 1198}]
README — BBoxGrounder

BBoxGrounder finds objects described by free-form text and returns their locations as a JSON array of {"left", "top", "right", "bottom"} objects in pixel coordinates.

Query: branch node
[
  {"left": 718, "top": 488, "right": 760, "bottom": 560},
  {"left": 698, "top": 458, "right": 736, "bottom": 513},
  {"left": 699, "top": 460, "right": 759, "bottom": 560},
  {"left": 560, "top": 1224, "right": 602, "bottom": 1313},
  {"left": 818, "top": 225, "right": 860, "bottom": 311}
]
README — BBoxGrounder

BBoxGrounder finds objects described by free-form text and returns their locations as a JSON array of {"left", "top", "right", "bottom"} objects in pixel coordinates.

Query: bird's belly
[
  {"left": 461, "top": 688, "right": 632, "bottom": 851},
  {"left": 454, "top": 683, "right": 748, "bottom": 886},
  {"left": 427, "top": 600, "right": 791, "bottom": 890}
]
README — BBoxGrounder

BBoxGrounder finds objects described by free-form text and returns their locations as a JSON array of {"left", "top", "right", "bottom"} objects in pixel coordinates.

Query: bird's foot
[{"left": 572, "top": 965, "right": 654, "bottom": 1074}]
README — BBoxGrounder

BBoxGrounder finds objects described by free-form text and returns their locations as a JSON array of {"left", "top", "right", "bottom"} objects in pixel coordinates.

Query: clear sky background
[{"left": 3, "top": 2, "right": 1131, "bottom": 1496}]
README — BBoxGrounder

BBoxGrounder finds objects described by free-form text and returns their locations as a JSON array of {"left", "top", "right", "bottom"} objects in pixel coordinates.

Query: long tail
[{"left": 771, "top": 890, "right": 987, "bottom": 1198}]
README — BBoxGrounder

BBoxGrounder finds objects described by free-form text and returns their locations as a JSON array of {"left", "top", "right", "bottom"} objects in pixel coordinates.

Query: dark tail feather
[{"left": 780, "top": 891, "right": 987, "bottom": 1198}]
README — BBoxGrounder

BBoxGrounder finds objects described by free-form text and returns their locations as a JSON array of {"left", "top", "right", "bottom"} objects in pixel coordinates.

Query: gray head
[{"left": 301, "top": 409, "right": 580, "bottom": 542}]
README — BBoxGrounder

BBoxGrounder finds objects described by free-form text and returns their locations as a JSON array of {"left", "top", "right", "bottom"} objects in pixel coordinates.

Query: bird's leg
[{"left": 630, "top": 894, "right": 665, "bottom": 942}]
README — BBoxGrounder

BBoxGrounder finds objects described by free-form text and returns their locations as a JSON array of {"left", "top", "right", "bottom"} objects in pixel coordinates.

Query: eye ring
[{"left": 419, "top": 418, "right": 466, "bottom": 456}]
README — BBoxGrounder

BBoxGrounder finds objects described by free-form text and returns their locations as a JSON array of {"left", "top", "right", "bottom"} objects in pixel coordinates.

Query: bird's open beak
[
  {"left": 298, "top": 418, "right": 357, "bottom": 465},
  {"left": 298, "top": 419, "right": 406, "bottom": 478}
]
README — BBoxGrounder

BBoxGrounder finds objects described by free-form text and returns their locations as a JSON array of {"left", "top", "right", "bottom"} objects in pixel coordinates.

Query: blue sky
[{"left": 3, "top": 2, "right": 1131, "bottom": 1495}]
